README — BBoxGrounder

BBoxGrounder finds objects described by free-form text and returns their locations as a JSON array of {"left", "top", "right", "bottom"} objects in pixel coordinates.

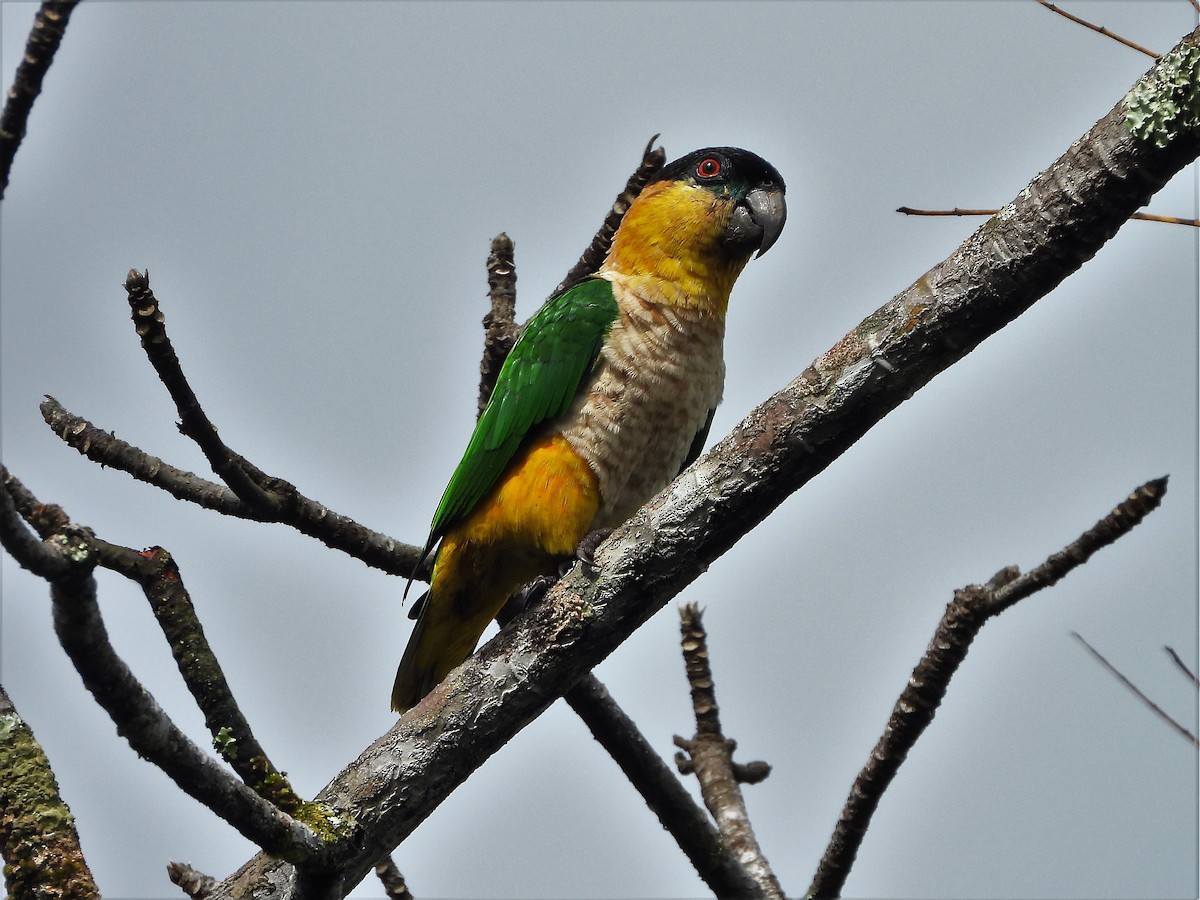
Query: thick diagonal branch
[{"left": 203, "top": 29, "right": 1200, "bottom": 893}]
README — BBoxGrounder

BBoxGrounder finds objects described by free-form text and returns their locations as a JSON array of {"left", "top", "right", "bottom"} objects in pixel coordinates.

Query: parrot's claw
[
  {"left": 407, "top": 589, "right": 430, "bottom": 621},
  {"left": 512, "top": 573, "right": 558, "bottom": 612},
  {"left": 575, "top": 528, "right": 614, "bottom": 569}
]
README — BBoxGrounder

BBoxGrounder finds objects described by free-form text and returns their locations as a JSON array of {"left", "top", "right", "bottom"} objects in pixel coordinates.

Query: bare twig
[
  {"left": 0, "top": 0, "right": 80, "bottom": 199},
  {"left": 50, "top": 566, "right": 334, "bottom": 862},
  {"left": 373, "top": 857, "right": 413, "bottom": 900},
  {"left": 125, "top": 270, "right": 280, "bottom": 511},
  {"left": 40, "top": 396, "right": 423, "bottom": 578},
  {"left": 0, "top": 682, "right": 99, "bottom": 900},
  {"left": 984, "top": 478, "right": 1169, "bottom": 615},
  {"left": 565, "top": 675, "right": 764, "bottom": 896},
  {"left": 673, "top": 604, "right": 780, "bottom": 899},
  {"left": 1071, "top": 632, "right": 1198, "bottom": 746},
  {"left": 549, "top": 134, "right": 666, "bottom": 298},
  {"left": 52, "top": 561, "right": 341, "bottom": 863},
  {"left": 98, "top": 543, "right": 304, "bottom": 811},
  {"left": 167, "top": 861, "right": 218, "bottom": 899},
  {"left": 1035, "top": 0, "right": 1160, "bottom": 58},
  {"left": 496, "top": 586, "right": 758, "bottom": 894},
  {"left": 809, "top": 477, "right": 1169, "bottom": 898},
  {"left": 897, "top": 206, "right": 1199, "bottom": 226},
  {"left": 479, "top": 232, "right": 519, "bottom": 413},
  {"left": 479, "top": 138, "right": 666, "bottom": 408},
  {"left": 1165, "top": 646, "right": 1199, "bottom": 686},
  {"left": 6, "top": 471, "right": 337, "bottom": 863}
]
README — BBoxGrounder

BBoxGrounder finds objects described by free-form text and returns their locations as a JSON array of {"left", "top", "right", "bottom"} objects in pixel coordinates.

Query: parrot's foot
[
  {"left": 511, "top": 572, "right": 559, "bottom": 613},
  {"left": 575, "top": 528, "right": 613, "bottom": 568}
]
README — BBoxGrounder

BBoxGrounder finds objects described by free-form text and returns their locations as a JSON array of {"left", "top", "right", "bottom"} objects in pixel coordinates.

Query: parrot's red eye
[{"left": 695, "top": 157, "right": 721, "bottom": 179}]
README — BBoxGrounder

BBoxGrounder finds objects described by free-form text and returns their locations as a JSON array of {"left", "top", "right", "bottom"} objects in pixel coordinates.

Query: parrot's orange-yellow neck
[{"left": 599, "top": 180, "right": 752, "bottom": 318}]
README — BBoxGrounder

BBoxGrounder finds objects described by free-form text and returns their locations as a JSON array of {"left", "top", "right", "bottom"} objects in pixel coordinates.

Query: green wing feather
[{"left": 419, "top": 277, "right": 618, "bottom": 561}]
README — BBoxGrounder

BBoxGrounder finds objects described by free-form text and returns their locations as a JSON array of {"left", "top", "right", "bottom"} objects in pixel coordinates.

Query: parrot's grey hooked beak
[{"left": 725, "top": 186, "right": 787, "bottom": 257}]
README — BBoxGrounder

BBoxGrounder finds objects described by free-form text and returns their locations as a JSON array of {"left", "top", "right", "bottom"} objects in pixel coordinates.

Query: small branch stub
[
  {"left": 673, "top": 603, "right": 781, "bottom": 899},
  {"left": 479, "top": 232, "right": 519, "bottom": 415}
]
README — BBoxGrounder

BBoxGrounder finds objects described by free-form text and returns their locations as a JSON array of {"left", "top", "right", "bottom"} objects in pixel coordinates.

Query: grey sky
[{"left": 1, "top": 2, "right": 1196, "bottom": 897}]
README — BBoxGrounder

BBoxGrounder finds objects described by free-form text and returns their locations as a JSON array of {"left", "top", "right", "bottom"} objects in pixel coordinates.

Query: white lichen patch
[{"left": 1125, "top": 43, "right": 1200, "bottom": 149}]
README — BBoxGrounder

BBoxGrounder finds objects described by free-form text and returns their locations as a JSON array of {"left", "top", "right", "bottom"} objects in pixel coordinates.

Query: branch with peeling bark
[{"left": 203, "top": 29, "right": 1200, "bottom": 895}]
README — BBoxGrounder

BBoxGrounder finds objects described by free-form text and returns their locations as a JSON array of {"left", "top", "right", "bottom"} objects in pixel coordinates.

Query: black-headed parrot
[{"left": 393, "top": 147, "right": 786, "bottom": 712}]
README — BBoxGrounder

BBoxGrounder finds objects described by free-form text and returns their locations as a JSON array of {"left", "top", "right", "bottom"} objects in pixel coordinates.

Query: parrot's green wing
[{"left": 413, "top": 277, "right": 619, "bottom": 575}]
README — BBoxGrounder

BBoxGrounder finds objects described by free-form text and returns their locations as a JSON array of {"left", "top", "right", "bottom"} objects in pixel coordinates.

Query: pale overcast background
[{"left": 2, "top": 2, "right": 1196, "bottom": 898}]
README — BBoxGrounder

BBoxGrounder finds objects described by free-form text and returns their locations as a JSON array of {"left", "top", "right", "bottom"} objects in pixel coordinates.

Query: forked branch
[{"left": 0, "top": 469, "right": 337, "bottom": 865}]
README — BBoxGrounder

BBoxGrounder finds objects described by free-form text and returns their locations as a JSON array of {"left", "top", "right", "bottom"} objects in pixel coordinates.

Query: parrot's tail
[
  {"left": 391, "top": 597, "right": 446, "bottom": 712},
  {"left": 391, "top": 575, "right": 507, "bottom": 713}
]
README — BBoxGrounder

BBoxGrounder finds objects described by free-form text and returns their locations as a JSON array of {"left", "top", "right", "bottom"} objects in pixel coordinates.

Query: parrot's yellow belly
[
  {"left": 392, "top": 434, "right": 600, "bottom": 711},
  {"left": 442, "top": 432, "right": 600, "bottom": 575}
]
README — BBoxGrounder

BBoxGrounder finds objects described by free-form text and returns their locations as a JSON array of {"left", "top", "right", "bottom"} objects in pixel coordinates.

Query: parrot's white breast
[{"left": 557, "top": 272, "right": 726, "bottom": 528}]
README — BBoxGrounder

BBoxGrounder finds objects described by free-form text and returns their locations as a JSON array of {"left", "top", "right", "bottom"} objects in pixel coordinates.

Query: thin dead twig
[
  {"left": 1035, "top": 0, "right": 1159, "bottom": 58},
  {"left": 549, "top": 134, "right": 666, "bottom": 299},
  {"left": 125, "top": 269, "right": 280, "bottom": 511},
  {"left": 897, "top": 206, "right": 1198, "bottom": 227},
  {"left": 100, "top": 542, "right": 304, "bottom": 810},
  {"left": 479, "top": 232, "right": 519, "bottom": 413},
  {"left": 5, "top": 472, "right": 333, "bottom": 863},
  {"left": 374, "top": 857, "right": 414, "bottom": 900},
  {"left": 566, "top": 674, "right": 764, "bottom": 897},
  {"left": 1071, "top": 632, "right": 1198, "bottom": 747},
  {"left": 167, "top": 861, "right": 218, "bottom": 899},
  {"left": 1165, "top": 646, "right": 1199, "bottom": 686}
]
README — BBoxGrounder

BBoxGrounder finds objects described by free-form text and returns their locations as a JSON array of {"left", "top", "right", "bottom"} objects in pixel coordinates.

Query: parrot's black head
[{"left": 650, "top": 147, "right": 787, "bottom": 257}]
